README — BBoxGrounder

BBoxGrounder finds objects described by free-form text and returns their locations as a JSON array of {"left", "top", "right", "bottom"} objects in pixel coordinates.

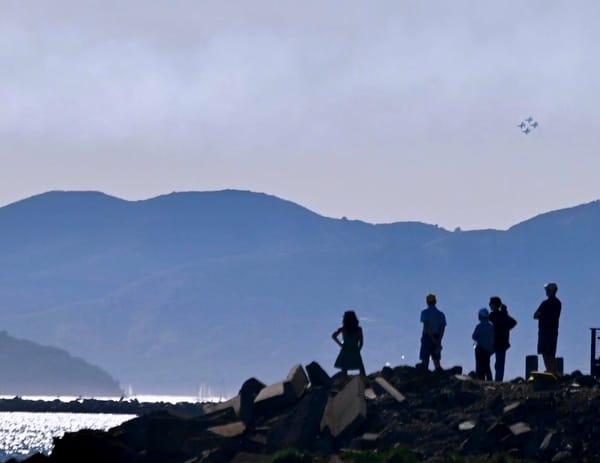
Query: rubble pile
[{"left": 13, "top": 364, "right": 600, "bottom": 462}]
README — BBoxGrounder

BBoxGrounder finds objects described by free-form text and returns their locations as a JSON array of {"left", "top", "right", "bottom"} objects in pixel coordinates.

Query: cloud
[{"left": 1, "top": 1, "right": 600, "bottom": 228}]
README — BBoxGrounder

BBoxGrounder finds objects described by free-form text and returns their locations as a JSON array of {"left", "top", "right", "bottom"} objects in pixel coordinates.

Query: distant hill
[
  {"left": 0, "top": 190, "right": 598, "bottom": 394},
  {"left": 0, "top": 331, "right": 122, "bottom": 396}
]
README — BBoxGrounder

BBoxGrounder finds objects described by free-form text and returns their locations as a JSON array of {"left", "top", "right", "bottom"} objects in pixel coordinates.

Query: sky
[{"left": 2, "top": 1, "right": 600, "bottom": 230}]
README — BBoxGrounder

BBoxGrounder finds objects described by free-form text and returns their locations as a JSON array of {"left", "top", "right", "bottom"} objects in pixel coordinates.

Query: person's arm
[
  {"left": 534, "top": 303, "right": 543, "bottom": 320},
  {"left": 472, "top": 325, "right": 479, "bottom": 343},
  {"left": 332, "top": 328, "right": 343, "bottom": 348},
  {"left": 423, "top": 322, "right": 436, "bottom": 343},
  {"left": 358, "top": 327, "right": 364, "bottom": 350},
  {"left": 508, "top": 315, "right": 517, "bottom": 329}
]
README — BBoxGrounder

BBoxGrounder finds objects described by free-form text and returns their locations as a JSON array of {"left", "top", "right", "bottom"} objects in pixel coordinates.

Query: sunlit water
[
  {"left": 0, "top": 412, "right": 136, "bottom": 461},
  {"left": 0, "top": 395, "right": 226, "bottom": 462}
]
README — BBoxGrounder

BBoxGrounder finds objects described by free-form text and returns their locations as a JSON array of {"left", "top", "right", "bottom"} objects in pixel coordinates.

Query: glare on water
[{"left": 0, "top": 412, "right": 136, "bottom": 462}]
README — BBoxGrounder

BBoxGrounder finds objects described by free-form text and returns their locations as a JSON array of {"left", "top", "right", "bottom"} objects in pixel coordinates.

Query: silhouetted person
[
  {"left": 419, "top": 294, "right": 446, "bottom": 372},
  {"left": 472, "top": 308, "right": 494, "bottom": 381},
  {"left": 488, "top": 296, "right": 517, "bottom": 381},
  {"left": 332, "top": 310, "right": 366, "bottom": 376},
  {"left": 534, "top": 282, "right": 562, "bottom": 376}
]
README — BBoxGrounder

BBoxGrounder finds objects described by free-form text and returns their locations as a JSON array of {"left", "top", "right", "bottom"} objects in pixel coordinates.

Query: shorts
[
  {"left": 537, "top": 330, "right": 558, "bottom": 357},
  {"left": 420, "top": 335, "right": 442, "bottom": 361}
]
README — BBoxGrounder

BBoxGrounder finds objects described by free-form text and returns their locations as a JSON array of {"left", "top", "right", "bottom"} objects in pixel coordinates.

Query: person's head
[
  {"left": 489, "top": 296, "right": 502, "bottom": 311},
  {"left": 342, "top": 310, "right": 360, "bottom": 332},
  {"left": 544, "top": 282, "right": 558, "bottom": 297},
  {"left": 478, "top": 308, "right": 489, "bottom": 321},
  {"left": 426, "top": 293, "right": 437, "bottom": 306}
]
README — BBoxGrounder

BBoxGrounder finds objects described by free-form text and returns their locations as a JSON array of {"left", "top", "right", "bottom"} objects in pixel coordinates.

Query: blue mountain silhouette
[{"left": 0, "top": 190, "right": 597, "bottom": 393}]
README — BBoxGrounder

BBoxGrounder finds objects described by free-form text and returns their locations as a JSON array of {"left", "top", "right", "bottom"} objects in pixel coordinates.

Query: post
[
  {"left": 592, "top": 328, "right": 600, "bottom": 378},
  {"left": 525, "top": 355, "right": 538, "bottom": 379},
  {"left": 592, "top": 329, "right": 597, "bottom": 378}
]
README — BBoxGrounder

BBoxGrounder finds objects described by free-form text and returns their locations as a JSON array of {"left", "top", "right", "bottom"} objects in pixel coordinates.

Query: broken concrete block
[
  {"left": 306, "top": 361, "right": 332, "bottom": 389},
  {"left": 373, "top": 377, "right": 406, "bottom": 403},
  {"left": 364, "top": 388, "right": 377, "bottom": 400},
  {"left": 320, "top": 376, "right": 366, "bottom": 439},
  {"left": 286, "top": 364, "right": 309, "bottom": 397},
  {"left": 508, "top": 422, "right": 531, "bottom": 437},
  {"left": 458, "top": 420, "right": 476, "bottom": 431},
  {"left": 265, "top": 386, "right": 328, "bottom": 451},
  {"left": 253, "top": 365, "right": 308, "bottom": 416}
]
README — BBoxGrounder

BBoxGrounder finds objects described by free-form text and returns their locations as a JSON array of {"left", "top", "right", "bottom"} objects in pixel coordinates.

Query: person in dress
[{"left": 332, "top": 310, "right": 366, "bottom": 376}]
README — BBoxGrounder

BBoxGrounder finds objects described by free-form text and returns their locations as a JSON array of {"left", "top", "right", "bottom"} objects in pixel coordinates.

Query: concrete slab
[
  {"left": 373, "top": 377, "right": 406, "bottom": 403},
  {"left": 306, "top": 361, "right": 332, "bottom": 389},
  {"left": 320, "top": 376, "right": 366, "bottom": 439}
]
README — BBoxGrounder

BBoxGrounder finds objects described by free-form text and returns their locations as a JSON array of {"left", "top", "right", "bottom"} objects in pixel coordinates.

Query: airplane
[
  {"left": 518, "top": 122, "right": 526, "bottom": 129},
  {"left": 526, "top": 116, "right": 534, "bottom": 123},
  {"left": 523, "top": 127, "right": 530, "bottom": 134},
  {"left": 531, "top": 121, "right": 538, "bottom": 128}
]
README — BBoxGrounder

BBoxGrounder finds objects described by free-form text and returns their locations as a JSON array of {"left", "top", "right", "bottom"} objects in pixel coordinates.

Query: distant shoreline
[{"left": 0, "top": 396, "right": 211, "bottom": 415}]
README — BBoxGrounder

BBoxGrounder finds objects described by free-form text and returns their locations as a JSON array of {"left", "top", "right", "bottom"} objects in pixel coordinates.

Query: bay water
[{"left": 0, "top": 395, "right": 221, "bottom": 462}]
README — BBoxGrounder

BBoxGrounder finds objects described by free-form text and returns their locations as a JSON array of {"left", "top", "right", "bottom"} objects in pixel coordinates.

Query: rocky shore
[
  {"left": 0, "top": 397, "right": 203, "bottom": 416},
  {"left": 11, "top": 363, "right": 600, "bottom": 462}
]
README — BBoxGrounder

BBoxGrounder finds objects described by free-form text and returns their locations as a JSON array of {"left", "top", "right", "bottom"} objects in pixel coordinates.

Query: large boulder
[
  {"left": 265, "top": 387, "right": 329, "bottom": 451},
  {"left": 254, "top": 365, "right": 308, "bottom": 417},
  {"left": 305, "top": 361, "right": 332, "bottom": 389},
  {"left": 320, "top": 376, "right": 366, "bottom": 440}
]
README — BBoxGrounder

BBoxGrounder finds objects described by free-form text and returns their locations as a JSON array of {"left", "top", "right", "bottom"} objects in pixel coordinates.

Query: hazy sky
[{"left": 2, "top": 1, "right": 599, "bottom": 229}]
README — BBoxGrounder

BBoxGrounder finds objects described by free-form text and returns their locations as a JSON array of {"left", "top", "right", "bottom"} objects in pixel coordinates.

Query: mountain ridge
[{"left": 1, "top": 190, "right": 598, "bottom": 393}]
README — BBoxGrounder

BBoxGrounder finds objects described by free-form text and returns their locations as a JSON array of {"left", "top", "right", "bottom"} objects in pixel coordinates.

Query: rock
[
  {"left": 508, "top": 422, "right": 532, "bottom": 437},
  {"left": 320, "top": 376, "right": 366, "bottom": 439},
  {"left": 254, "top": 365, "right": 308, "bottom": 417},
  {"left": 446, "top": 366, "right": 463, "bottom": 375},
  {"left": 540, "top": 431, "right": 560, "bottom": 457},
  {"left": 286, "top": 364, "right": 309, "bottom": 397},
  {"left": 305, "top": 361, "right": 332, "bottom": 389},
  {"left": 552, "top": 450, "right": 576, "bottom": 462},
  {"left": 265, "top": 387, "right": 329, "bottom": 452},
  {"left": 373, "top": 377, "right": 406, "bottom": 403},
  {"left": 51, "top": 429, "right": 137, "bottom": 463},
  {"left": 458, "top": 420, "right": 476, "bottom": 431},
  {"left": 364, "top": 388, "right": 377, "bottom": 400},
  {"left": 230, "top": 453, "right": 271, "bottom": 463},
  {"left": 349, "top": 432, "right": 379, "bottom": 450},
  {"left": 503, "top": 401, "right": 522, "bottom": 415},
  {"left": 19, "top": 454, "right": 49, "bottom": 463}
]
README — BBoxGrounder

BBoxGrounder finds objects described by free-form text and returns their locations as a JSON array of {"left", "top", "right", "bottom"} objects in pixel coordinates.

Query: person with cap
[
  {"left": 419, "top": 293, "right": 446, "bottom": 372},
  {"left": 534, "top": 282, "right": 562, "bottom": 376},
  {"left": 472, "top": 308, "right": 494, "bottom": 381},
  {"left": 488, "top": 296, "right": 517, "bottom": 381}
]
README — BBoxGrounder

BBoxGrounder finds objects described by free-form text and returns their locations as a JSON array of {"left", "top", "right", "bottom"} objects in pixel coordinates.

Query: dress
[{"left": 334, "top": 328, "right": 364, "bottom": 371}]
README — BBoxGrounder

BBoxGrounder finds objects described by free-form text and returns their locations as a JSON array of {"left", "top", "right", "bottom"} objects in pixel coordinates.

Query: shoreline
[{"left": 0, "top": 397, "right": 209, "bottom": 415}]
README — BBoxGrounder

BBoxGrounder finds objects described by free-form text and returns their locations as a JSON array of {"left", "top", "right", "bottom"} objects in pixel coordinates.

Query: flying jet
[
  {"left": 531, "top": 121, "right": 538, "bottom": 128},
  {"left": 518, "top": 121, "right": 526, "bottom": 129},
  {"left": 523, "top": 127, "right": 530, "bottom": 134},
  {"left": 526, "top": 116, "right": 534, "bottom": 123}
]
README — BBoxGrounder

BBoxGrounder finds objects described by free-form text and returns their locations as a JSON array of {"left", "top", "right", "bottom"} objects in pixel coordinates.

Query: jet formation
[{"left": 518, "top": 116, "right": 539, "bottom": 134}]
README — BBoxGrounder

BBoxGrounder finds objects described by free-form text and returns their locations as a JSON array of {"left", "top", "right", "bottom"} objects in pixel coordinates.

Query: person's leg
[
  {"left": 419, "top": 337, "right": 431, "bottom": 370},
  {"left": 543, "top": 355, "right": 558, "bottom": 376},
  {"left": 494, "top": 349, "right": 506, "bottom": 382},
  {"left": 475, "top": 346, "right": 484, "bottom": 380},
  {"left": 484, "top": 352, "right": 492, "bottom": 381}
]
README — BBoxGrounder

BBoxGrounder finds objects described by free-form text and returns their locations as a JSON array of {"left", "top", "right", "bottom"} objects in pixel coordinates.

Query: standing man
[
  {"left": 488, "top": 296, "right": 517, "bottom": 382},
  {"left": 420, "top": 293, "right": 446, "bottom": 372},
  {"left": 534, "top": 282, "right": 562, "bottom": 376}
]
